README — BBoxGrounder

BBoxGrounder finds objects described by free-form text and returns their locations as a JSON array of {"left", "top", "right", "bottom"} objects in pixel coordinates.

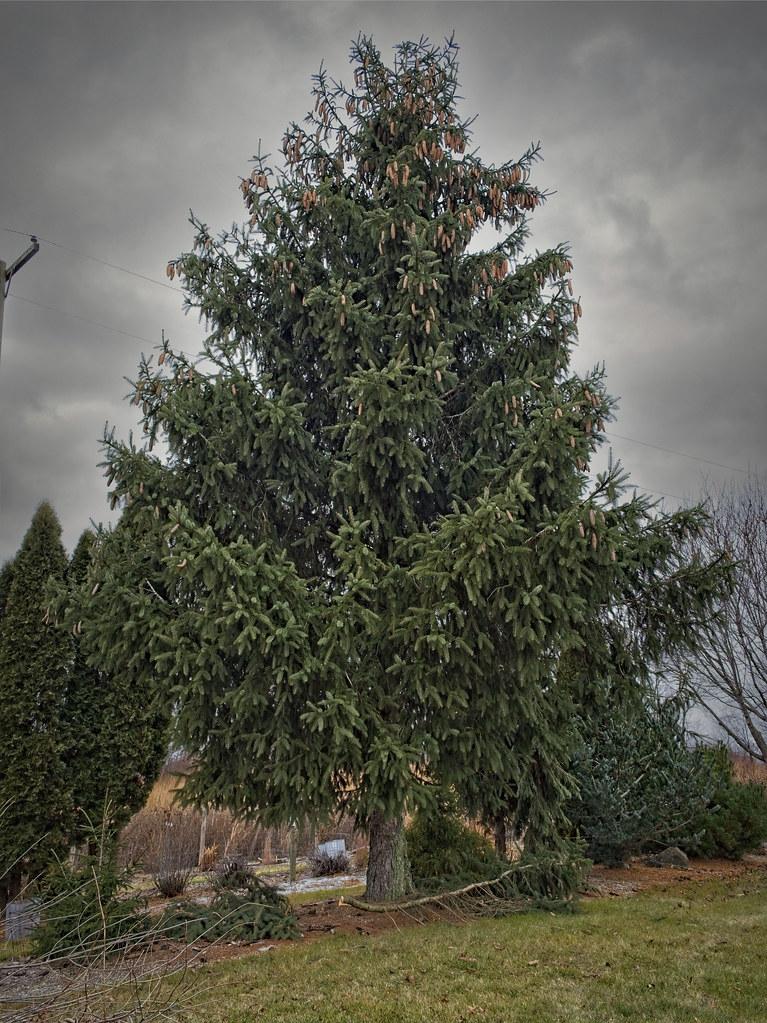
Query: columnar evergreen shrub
[
  {"left": 0, "top": 559, "right": 15, "bottom": 618},
  {"left": 0, "top": 503, "right": 71, "bottom": 905},
  {"left": 60, "top": 529, "right": 169, "bottom": 842},
  {"left": 0, "top": 507, "right": 170, "bottom": 910}
]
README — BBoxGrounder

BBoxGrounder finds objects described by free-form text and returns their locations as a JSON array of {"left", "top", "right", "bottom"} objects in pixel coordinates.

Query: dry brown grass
[
  {"left": 117, "top": 805, "right": 363, "bottom": 873},
  {"left": 731, "top": 752, "right": 767, "bottom": 786},
  {"left": 144, "top": 772, "right": 187, "bottom": 810}
]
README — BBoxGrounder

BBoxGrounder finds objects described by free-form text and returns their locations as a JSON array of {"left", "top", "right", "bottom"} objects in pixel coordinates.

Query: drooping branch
[{"left": 339, "top": 858, "right": 574, "bottom": 913}]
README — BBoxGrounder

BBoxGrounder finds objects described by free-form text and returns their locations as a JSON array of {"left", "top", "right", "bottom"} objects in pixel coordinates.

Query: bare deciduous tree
[{"left": 674, "top": 475, "right": 767, "bottom": 762}]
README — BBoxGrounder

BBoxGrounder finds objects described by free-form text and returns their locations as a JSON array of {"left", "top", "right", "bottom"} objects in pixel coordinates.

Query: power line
[
  {"left": 629, "top": 482, "right": 686, "bottom": 503},
  {"left": 1, "top": 236, "right": 39, "bottom": 365},
  {"left": 1, "top": 225, "right": 753, "bottom": 483},
  {"left": 606, "top": 431, "right": 747, "bottom": 475},
  {"left": 7, "top": 291, "right": 159, "bottom": 346},
  {"left": 1, "top": 227, "right": 181, "bottom": 294}
]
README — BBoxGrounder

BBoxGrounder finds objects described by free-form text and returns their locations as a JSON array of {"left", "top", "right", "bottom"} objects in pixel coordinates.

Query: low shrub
[
  {"left": 682, "top": 747, "right": 767, "bottom": 859},
  {"left": 307, "top": 848, "right": 350, "bottom": 877},
  {"left": 156, "top": 874, "right": 298, "bottom": 942},
  {"left": 32, "top": 853, "right": 148, "bottom": 960},
  {"left": 200, "top": 843, "right": 220, "bottom": 871},
  {"left": 214, "top": 854, "right": 251, "bottom": 890},
  {"left": 406, "top": 797, "right": 505, "bottom": 888},
  {"left": 153, "top": 867, "right": 193, "bottom": 898}
]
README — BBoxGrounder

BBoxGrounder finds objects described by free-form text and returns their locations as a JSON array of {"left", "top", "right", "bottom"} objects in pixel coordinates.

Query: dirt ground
[
  {"left": 583, "top": 851, "right": 767, "bottom": 897},
  {"left": 2, "top": 853, "right": 765, "bottom": 1009},
  {"left": 123, "top": 851, "right": 767, "bottom": 965},
  {"left": 160, "top": 851, "right": 767, "bottom": 962}
]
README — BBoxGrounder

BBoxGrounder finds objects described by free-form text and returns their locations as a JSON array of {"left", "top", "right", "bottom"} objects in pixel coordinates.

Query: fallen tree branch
[{"left": 339, "top": 861, "right": 558, "bottom": 913}]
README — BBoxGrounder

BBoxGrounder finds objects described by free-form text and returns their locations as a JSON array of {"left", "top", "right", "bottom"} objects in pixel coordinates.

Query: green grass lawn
[
  {"left": 287, "top": 883, "right": 365, "bottom": 907},
  {"left": 185, "top": 869, "right": 767, "bottom": 1023},
  {"left": 0, "top": 936, "right": 30, "bottom": 961}
]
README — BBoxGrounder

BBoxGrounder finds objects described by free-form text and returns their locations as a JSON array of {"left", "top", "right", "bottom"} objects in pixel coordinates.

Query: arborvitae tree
[
  {"left": 0, "top": 559, "right": 16, "bottom": 619},
  {"left": 61, "top": 530, "right": 169, "bottom": 844},
  {"left": 0, "top": 503, "right": 70, "bottom": 906},
  {"left": 65, "top": 37, "right": 725, "bottom": 902}
]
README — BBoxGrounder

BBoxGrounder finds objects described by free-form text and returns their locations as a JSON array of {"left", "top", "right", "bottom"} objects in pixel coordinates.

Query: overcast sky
[{"left": 1, "top": 1, "right": 765, "bottom": 561}]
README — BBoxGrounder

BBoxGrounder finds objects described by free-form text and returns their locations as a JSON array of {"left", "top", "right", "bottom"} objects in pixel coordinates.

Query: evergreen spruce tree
[
  {"left": 0, "top": 503, "right": 70, "bottom": 906},
  {"left": 69, "top": 37, "right": 725, "bottom": 901},
  {"left": 62, "top": 530, "right": 169, "bottom": 844},
  {"left": 469, "top": 510, "right": 728, "bottom": 856},
  {"left": 567, "top": 695, "right": 713, "bottom": 866}
]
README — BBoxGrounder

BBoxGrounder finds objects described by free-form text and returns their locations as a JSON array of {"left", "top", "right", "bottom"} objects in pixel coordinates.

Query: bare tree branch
[{"left": 671, "top": 474, "right": 767, "bottom": 762}]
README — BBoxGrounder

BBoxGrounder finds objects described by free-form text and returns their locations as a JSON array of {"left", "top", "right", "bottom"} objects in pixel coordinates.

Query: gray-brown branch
[{"left": 339, "top": 861, "right": 555, "bottom": 913}]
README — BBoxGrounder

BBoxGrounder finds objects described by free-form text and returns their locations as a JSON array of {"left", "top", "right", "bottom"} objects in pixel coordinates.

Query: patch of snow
[{"left": 276, "top": 873, "right": 365, "bottom": 895}]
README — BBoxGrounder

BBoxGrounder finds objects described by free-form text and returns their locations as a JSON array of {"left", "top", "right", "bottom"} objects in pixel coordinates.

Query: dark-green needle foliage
[
  {"left": 62, "top": 37, "right": 727, "bottom": 901},
  {"left": 61, "top": 530, "right": 169, "bottom": 844},
  {"left": 567, "top": 695, "right": 713, "bottom": 866},
  {"left": 0, "top": 503, "right": 70, "bottom": 905}
]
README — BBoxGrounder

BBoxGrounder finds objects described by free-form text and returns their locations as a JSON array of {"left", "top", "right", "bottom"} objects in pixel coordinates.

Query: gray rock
[{"left": 645, "top": 846, "right": 689, "bottom": 869}]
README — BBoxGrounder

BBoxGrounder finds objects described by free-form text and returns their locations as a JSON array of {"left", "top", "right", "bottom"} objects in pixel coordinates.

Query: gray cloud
[{"left": 1, "top": 1, "right": 765, "bottom": 558}]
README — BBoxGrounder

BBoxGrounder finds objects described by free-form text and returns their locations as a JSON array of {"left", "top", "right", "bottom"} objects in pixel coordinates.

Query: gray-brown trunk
[
  {"left": 365, "top": 811, "right": 412, "bottom": 903},
  {"left": 493, "top": 817, "right": 507, "bottom": 857},
  {"left": 0, "top": 869, "right": 23, "bottom": 913}
]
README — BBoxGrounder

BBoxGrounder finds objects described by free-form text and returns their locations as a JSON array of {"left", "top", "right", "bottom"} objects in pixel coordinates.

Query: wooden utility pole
[
  {"left": 1, "top": 236, "right": 40, "bottom": 364},
  {"left": 0, "top": 259, "right": 5, "bottom": 365}
]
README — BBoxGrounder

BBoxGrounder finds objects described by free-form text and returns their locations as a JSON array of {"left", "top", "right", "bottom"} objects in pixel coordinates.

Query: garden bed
[{"left": 2, "top": 853, "right": 765, "bottom": 1014}]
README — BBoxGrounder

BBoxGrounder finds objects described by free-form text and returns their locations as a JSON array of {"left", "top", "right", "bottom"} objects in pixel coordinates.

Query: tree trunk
[
  {"left": 288, "top": 823, "right": 298, "bottom": 885},
  {"left": 493, "top": 817, "right": 507, "bottom": 857},
  {"left": 365, "top": 811, "right": 412, "bottom": 902},
  {"left": 197, "top": 807, "right": 209, "bottom": 869},
  {"left": 262, "top": 830, "right": 273, "bottom": 865},
  {"left": 0, "top": 869, "right": 23, "bottom": 913}
]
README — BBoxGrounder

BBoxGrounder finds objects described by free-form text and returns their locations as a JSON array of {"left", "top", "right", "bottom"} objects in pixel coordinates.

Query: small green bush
[
  {"left": 32, "top": 854, "right": 148, "bottom": 960},
  {"left": 157, "top": 873, "right": 298, "bottom": 942},
  {"left": 567, "top": 698, "right": 713, "bottom": 866},
  {"left": 683, "top": 747, "right": 767, "bottom": 859},
  {"left": 406, "top": 797, "right": 505, "bottom": 889}
]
